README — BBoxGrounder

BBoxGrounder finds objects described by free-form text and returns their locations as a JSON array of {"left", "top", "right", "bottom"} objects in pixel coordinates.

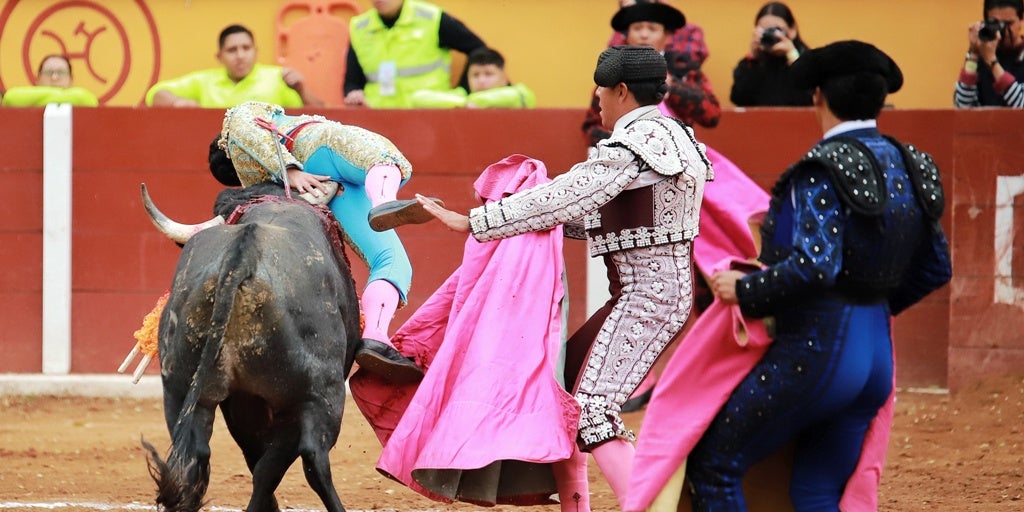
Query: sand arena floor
[{"left": 1, "top": 374, "right": 1022, "bottom": 512}]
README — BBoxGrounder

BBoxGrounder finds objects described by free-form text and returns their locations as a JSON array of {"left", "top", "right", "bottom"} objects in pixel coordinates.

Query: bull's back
[{"left": 160, "top": 203, "right": 359, "bottom": 406}]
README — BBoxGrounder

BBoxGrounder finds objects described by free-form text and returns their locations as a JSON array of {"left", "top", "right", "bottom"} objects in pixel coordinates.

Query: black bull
[{"left": 141, "top": 183, "right": 361, "bottom": 512}]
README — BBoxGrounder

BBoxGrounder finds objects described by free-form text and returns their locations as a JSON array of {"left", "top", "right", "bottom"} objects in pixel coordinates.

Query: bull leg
[
  {"left": 185, "top": 405, "right": 217, "bottom": 504},
  {"left": 220, "top": 394, "right": 272, "bottom": 472},
  {"left": 297, "top": 401, "right": 345, "bottom": 512},
  {"left": 245, "top": 423, "right": 300, "bottom": 512},
  {"left": 150, "top": 403, "right": 216, "bottom": 512}
]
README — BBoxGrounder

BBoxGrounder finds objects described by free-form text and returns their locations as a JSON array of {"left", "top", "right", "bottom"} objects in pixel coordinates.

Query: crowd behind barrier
[{"left": 0, "top": 1, "right": 992, "bottom": 109}]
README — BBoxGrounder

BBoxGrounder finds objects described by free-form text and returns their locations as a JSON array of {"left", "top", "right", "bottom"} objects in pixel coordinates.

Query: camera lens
[
  {"left": 761, "top": 28, "right": 782, "bottom": 46},
  {"left": 979, "top": 18, "right": 1006, "bottom": 42}
]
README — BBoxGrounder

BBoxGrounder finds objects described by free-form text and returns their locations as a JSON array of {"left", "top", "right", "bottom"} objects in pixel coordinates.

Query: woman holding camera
[{"left": 730, "top": 2, "right": 812, "bottom": 107}]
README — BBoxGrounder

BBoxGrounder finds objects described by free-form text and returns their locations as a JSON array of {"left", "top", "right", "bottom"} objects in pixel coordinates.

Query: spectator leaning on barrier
[
  {"left": 584, "top": 0, "right": 721, "bottom": 147},
  {"left": 955, "top": 0, "right": 1024, "bottom": 108},
  {"left": 1, "top": 54, "right": 99, "bottom": 107},
  {"left": 609, "top": 0, "right": 709, "bottom": 66},
  {"left": 408, "top": 47, "right": 536, "bottom": 108},
  {"left": 145, "top": 24, "right": 323, "bottom": 108},
  {"left": 343, "top": 0, "right": 486, "bottom": 108}
]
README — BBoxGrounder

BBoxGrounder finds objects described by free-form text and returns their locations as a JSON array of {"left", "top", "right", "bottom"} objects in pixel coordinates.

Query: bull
[{"left": 140, "top": 182, "right": 360, "bottom": 512}]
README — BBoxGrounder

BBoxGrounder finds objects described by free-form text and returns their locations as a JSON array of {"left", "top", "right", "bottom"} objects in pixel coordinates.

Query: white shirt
[{"left": 823, "top": 119, "right": 877, "bottom": 140}]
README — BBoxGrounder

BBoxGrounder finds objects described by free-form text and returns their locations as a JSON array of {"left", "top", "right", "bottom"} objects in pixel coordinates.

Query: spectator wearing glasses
[{"left": 1, "top": 54, "right": 99, "bottom": 107}]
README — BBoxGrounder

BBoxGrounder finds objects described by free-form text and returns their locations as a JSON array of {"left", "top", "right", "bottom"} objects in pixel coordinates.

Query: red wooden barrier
[
  {"left": 2, "top": 107, "right": 1022, "bottom": 392},
  {"left": 0, "top": 108, "right": 44, "bottom": 372}
]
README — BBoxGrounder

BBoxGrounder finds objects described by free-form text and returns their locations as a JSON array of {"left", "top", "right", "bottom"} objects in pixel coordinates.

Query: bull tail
[{"left": 145, "top": 224, "right": 260, "bottom": 512}]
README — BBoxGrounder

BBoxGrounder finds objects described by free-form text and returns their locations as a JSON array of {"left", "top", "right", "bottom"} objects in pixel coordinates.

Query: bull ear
[{"left": 141, "top": 183, "right": 225, "bottom": 244}]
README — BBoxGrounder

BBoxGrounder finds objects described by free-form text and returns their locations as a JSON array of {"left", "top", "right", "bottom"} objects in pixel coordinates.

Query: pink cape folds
[
  {"left": 625, "top": 147, "right": 895, "bottom": 512},
  {"left": 349, "top": 154, "right": 580, "bottom": 506}
]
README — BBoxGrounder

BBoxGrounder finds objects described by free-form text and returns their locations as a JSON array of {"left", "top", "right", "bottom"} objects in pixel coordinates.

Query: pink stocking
[
  {"left": 591, "top": 438, "right": 635, "bottom": 509},
  {"left": 365, "top": 164, "right": 401, "bottom": 207},
  {"left": 553, "top": 446, "right": 591, "bottom": 512},
  {"left": 360, "top": 279, "right": 399, "bottom": 345}
]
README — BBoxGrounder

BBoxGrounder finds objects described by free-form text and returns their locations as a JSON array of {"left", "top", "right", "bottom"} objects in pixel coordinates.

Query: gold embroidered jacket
[{"left": 219, "top": 101, "right": 412, "bottom": 187}]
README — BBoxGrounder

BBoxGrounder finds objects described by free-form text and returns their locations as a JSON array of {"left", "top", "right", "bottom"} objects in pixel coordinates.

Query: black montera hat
[
  {"left": 594, "top": 45, "right": 667, "bottom": 87},
  {"left": 790, "top": 40, "right": 903, "bottom": 93},
  {"left": 611, "top": 3, "right": 686, "bottom": 33},
  {"left": 209, "top": 134, "right": 241, "bottom": 187}
]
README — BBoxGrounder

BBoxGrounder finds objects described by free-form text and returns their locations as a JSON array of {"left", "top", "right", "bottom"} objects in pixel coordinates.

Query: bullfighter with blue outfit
[
  {"left": 219, "top": 101, "right": 441, "bottom": 384},
  {"left": 684, "top": 41, "right": 953, "bottom": 511}
]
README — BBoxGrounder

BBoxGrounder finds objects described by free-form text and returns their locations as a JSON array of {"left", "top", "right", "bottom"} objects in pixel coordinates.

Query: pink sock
[
  {"left": 553, "top": 446, "right": 591, "bottom": 512},
  {"left": 360, "top": 280, "right": 399, "bottom": 344},
  {"left": 365, "top": 164, "right": 401, "bottom": 207},
  {"left": 591, "top": 439, "right": 635, "bottom": 509}
]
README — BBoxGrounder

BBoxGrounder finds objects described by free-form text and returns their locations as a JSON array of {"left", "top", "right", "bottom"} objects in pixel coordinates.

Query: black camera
[
  {"left": 761, "top": 27, "right": 785, "bottom": 47},
  {"left": 979, "top": 18, "right": 1007, "bottom": 42}
]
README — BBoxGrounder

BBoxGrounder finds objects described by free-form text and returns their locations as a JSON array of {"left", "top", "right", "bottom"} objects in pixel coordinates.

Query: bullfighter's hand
[
  {"left": 286, "top": 168, "right": 333, "bottom": 197},
  {"left": 416, "top": 193, "right": 470, "bottom": 232},
  {"left": 709, "top": 270, "right": 744, "bottom": 304}
]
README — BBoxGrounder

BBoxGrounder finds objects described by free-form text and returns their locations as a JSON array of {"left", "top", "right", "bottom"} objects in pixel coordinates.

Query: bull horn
[{"left": 141, "top": 183, "right": 225, "bottom": 244}]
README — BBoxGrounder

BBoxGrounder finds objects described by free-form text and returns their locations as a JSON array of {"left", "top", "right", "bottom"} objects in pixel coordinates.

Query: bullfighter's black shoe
[
  {"left": 367, "top": 198, "right": 444, "bottom": 232},
  {"left": 355, "top": 338, "right": 424, "bottom": 384}
]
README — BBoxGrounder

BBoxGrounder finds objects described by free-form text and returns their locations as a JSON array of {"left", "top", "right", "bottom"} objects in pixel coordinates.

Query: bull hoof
[
  {"left": 356, "top": 339, "right": 424, "bottom": 384},
  {"left": 367, "top": 198, "right": 443, "bottom": 232}
]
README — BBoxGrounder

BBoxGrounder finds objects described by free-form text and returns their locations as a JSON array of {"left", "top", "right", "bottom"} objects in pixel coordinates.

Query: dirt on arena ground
[{"left": 1, "top": 374, "right": 1022, "bottom": 512}]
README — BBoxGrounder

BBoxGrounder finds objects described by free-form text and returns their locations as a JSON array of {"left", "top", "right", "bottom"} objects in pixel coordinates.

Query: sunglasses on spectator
[{"left": 41, "top": 69, "right": 70, "bottom": 77}]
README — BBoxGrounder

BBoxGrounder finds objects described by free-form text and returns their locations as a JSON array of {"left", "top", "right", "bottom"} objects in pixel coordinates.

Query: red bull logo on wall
[{"left": 0, "top": 0, "right": 160, "bottom": 105}]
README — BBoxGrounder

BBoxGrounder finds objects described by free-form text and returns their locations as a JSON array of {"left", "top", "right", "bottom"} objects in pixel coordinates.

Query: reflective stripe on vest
[
  {"left": 349, "top": 0, "right": 451, "bottom": 108},
  {"left": 365, "top": 59, "right": 447, "bottom": 82}
]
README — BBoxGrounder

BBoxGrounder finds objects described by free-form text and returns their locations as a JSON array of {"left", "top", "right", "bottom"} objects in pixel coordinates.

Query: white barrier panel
[
  {"left": 995, "top": 174, "right": 1024, "bottom": 309},
  {"left": 42, "top": 104, "right": 73, "bottom": 374}
]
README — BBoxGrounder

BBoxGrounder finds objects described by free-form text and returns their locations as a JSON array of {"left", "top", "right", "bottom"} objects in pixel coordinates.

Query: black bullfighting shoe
[
  {"left": 355, "top": 338, "right": 424, "bottom": 384},
  {"left": 367, "top": 198, "right": 444, "bottom": 232}
]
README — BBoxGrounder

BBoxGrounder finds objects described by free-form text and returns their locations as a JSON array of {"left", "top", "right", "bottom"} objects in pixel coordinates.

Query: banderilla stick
[
  {"left": 117, "top": 344, "right": 153, "bottom": 385},
  {"left": 253, "top": 117, "right": 295, "bottom": 199}
]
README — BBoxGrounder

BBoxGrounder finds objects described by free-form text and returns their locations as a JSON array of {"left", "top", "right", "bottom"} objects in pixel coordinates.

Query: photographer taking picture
[
  {"left": 955, "top": 0, "right": 1024, "bottom": 108},
  {"left": 730, "top": 2, "right": 813, "bottom": 107}
]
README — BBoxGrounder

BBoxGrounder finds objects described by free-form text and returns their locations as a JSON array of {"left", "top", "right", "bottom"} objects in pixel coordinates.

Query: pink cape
[
  {"left": 349, "top": 154, "right": 580, "bottom": 505},
  {"left": 625, "top": 147, "right": 895, "bottom": 512}
]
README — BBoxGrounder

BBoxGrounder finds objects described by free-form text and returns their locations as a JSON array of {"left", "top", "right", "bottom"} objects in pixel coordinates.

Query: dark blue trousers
[{"left": 687, "top": 302, "right": 893, "bottom": 511}]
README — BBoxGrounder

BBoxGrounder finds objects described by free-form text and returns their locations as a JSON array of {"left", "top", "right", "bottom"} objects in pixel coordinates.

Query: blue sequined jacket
[{"left": 737, "top": 129, "right": 952, "bottom": 319}]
